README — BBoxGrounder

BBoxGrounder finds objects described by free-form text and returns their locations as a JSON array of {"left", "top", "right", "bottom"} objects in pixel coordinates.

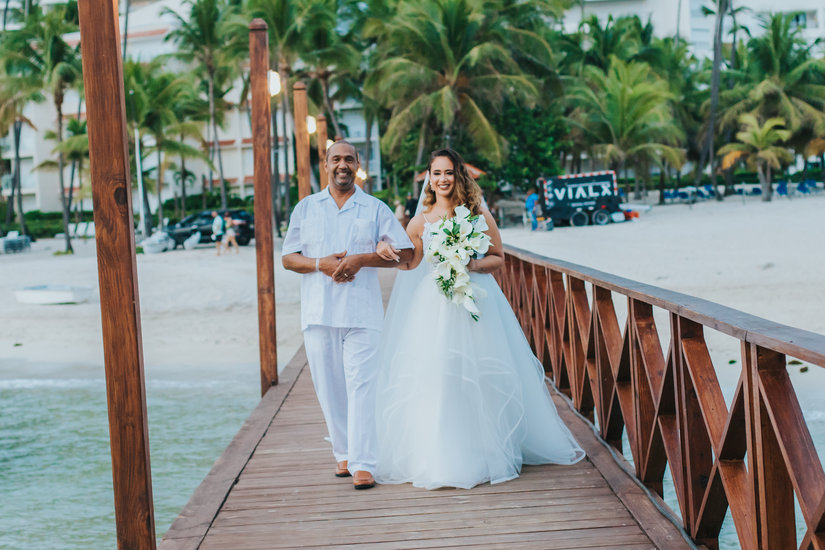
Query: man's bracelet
[{"left": 315, "top": 257, "right": 320, "bottom": 272}]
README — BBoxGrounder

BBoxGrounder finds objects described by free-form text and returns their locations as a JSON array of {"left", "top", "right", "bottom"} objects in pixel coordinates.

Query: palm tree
[
  {"left": 168, "top": 81, "right": 210, "bottom": 219},
  {"left": 163, "top": 0, "right": 246, "bottom": 209},
  {"left": 300, "top": 1, "right": 362, "bottom": 139},
  {"left": 718, "top": 114, "right": 792, "bottom": 201},
  {"left": 0, "top": 75, "right": 42, "bottom": 234},
  {"left": 46, "top": 118, "right": 89, "bottom": 223},
  {"left": 568, "top": 57, "right": 684, "bottom": 199},
  {"left": 5, "top": 4, "right": 81, "bottom": 252},
  {"left": 140, "top": 67, "right": 194, "bottom": 228},
  {"left": 368, "top": 0, "right": 539, "bottom": 173},
  {"left": 721, "top": 14, "right": 825, "bottom": 140}
]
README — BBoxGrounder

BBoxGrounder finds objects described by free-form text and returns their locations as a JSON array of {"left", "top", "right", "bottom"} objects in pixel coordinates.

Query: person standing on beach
[
  {"left": 524, "top": 187, "right": 539, "bottom": 231},
  {"left": 222, "top": 212, "right": 239, "bottom": 253},
  {"left": 282, "top": 140, "right": 414, "bottom": 490},
  {"left": 211, "top": 211, "right": 225, "bottom": 255}
]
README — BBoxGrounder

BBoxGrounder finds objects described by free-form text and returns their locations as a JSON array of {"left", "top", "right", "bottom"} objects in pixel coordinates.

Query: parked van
[{"left": 539, "top": 171, "right": 624, "bottom": 226}]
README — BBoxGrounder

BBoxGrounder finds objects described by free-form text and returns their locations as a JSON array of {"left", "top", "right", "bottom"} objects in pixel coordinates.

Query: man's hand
[
  {"left": 332, "top": 253, "right": 362, "bottom": 283},
  {"left": 319, "top": 251, "right": 347, "bottom": 277}
]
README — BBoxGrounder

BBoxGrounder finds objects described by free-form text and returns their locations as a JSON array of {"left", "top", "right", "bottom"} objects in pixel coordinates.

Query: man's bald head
[{"left": 326, "top": 139, "right": 359, "bottom": 162}]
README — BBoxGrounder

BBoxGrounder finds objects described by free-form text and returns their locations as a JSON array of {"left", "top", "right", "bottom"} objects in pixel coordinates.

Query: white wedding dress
[{"left": 375, "top": 222, "right": 585, "bottom": 490}]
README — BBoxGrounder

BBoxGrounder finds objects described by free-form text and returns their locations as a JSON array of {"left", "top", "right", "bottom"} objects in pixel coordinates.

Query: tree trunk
[
  {"left": 56, "top": 96, "right": 73, "bottom": 253},
  {"left": 705, "top": 0, "right": 728, "bottom": 201},
  {"left": 320, "top": 76, "right": 343, "bottom": 138},
  {"left": 363, "top": 113, "right": 373, "bottom": 194},
  {"left": 5, "top": 121, "right": 18, "bottom": 229},
  {"left": 208, "top": 75, "right": 227, "bottom": 209},
  {"left": 2, "top": 0, "right": 10, "bottom": 31},
  {"left": 179, "top": 141, "right": 187, "bottom": 219},
  {"left": 757, "top": 163, "right": 771, "bottom": 201},
  {"left": 122, "top": 0, "right": 131, "bottom": 61},
  {"left": 156, "top": 146, "right": 164, "bottom": 228},
  {"left": 633, "top": 162, "right": 643, "bottom": 200},
  {"left": 413, "top": 120, "right": 427, "bottom": 197},
  {"left": 271, "top": 104, "right": 282, "bottom": 237},
  {"left": 138, "top": 137, "right": 153, "bottom": 237},
  {"left": 278, "top": 62, "right": 293, "bottom": 217},
  {"left": 658, "top": 166, "right": 666, "bottom": 205},
  {"left": 622, "top": 161, "right": 630, "bottom": 199},
  {"left": 201, "top": 174, "right": 207, "bottom": 210},
  {"left": 675, "top": 0, "right": 682, "bottom": 44},
  {"left": 11, "top": 120, "right": 26, "bottom": 234}
]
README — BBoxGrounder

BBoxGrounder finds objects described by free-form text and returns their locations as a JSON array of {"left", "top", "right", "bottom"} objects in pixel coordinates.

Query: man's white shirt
[{"left": 283, "top": 185, "right": 414, "bottom": 331}]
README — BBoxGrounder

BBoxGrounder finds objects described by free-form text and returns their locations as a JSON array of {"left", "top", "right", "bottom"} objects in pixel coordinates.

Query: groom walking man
[{"left": 282, "top": 140, "right": 413, "bottom": 489}]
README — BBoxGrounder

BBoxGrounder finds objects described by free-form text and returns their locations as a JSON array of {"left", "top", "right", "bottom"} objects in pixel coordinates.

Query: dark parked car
[{"left": 164, "top": 209, "right": 254, "bottom": 248}]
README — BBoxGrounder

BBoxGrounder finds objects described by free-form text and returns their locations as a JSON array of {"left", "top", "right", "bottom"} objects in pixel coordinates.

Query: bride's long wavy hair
[{"left": 422, "top": 148, "right": 484, "bottom": 216}]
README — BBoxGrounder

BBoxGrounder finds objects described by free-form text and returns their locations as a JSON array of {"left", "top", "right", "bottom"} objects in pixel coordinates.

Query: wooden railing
[{"left": 497, "top": 246, "right": 825, "bottom": 550}]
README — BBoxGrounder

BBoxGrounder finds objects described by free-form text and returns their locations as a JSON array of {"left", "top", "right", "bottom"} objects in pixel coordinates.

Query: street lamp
[{"left": 268, "top": 70, "right": 281, "bottom": 96}]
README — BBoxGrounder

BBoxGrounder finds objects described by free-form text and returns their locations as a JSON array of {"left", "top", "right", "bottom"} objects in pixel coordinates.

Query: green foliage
[{"left": 487, "top": 101, "right": 567, "bottom": 190}]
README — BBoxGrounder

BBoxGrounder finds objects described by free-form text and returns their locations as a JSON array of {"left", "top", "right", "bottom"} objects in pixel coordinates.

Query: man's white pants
[{"left": 303, "top": 325, "right": 381, "bottom": 475}]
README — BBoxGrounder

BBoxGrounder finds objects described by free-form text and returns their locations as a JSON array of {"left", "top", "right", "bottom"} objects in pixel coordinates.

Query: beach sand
[
  {"left": 500, "top": 192, "right": 825, "bottom": 404},
  {"left": 2, "top": 193, "right": 823, "bottom": 393},
  {"left": 0, "top": 237, "right": 304, "bottom": 376}
]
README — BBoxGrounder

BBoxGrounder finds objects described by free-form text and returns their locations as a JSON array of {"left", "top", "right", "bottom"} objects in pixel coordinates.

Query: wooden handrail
[{"left": 498, "top": 246, "right": 825, "bottom": 550}]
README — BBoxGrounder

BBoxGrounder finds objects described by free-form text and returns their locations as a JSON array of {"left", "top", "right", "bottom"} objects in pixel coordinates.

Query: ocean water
[
  {"left": 0, "top": 361, "right": 259, "bottom": 549},
  {"left": 2, "top": 359, "right": 823, "bottom": 549}
]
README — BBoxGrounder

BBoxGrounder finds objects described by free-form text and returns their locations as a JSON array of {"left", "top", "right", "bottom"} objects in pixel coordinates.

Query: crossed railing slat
[{"left": 497, "top": 246, "right": 825, "bottom": 550}]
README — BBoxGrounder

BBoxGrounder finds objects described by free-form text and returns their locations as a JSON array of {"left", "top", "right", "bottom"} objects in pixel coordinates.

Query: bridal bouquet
[{"left": 425, "top": 205, "right": 492, "bottom": 321}]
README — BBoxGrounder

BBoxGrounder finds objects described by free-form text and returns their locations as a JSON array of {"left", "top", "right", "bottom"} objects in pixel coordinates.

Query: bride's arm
[
  {"left": 402, "top": 216, "right": 426, "bottom": 270},
  {"left": 467, "top": 207, "right": 504, "bottom": 274},
  {"left": 377, "top": 215, "right": 425, "bottom": 270}
]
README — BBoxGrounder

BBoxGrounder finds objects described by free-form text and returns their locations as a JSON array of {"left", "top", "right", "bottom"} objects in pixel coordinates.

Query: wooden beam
[
  {"left": 77, "top": 0, "right": 156, "bottom": 547},
  {"left": 249, "top": 19, "right": 278, "bottom": 394},
  {"left": 317, "top": 115, "right": 328, "bottom": 189},
  {"left": 293, "top": 82, "right": 311, "bottom": 200}
]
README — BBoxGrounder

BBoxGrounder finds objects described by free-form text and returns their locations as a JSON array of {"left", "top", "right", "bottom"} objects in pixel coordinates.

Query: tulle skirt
[{"left": 375, "top": 270, "right": 585, "bottom": 490}]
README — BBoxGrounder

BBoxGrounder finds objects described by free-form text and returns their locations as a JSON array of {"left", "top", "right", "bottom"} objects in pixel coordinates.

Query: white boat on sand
[{"left": 14, "top": 285, "right": 93, "bottom": 305}]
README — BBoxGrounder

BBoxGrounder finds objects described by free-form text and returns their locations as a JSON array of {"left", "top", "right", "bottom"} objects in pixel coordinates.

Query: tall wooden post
[
  {"left": 293, "top": 82, "right": 311, "bottom": 200},
  {"left": 317, "top": 115, "right": 328, "bottom": 189},
  {"left": 77, "top": 0, "right": 156, "bottom": 547},
  {"left": 250, "top": 19, "right": 278, "bottom": 394}
]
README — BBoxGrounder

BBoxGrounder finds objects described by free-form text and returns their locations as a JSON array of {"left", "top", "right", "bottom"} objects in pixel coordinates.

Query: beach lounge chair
[
  {"left": 776, "top": 181, "right": 789, "bottom": 198},
  {"left": 703, "top": 184, "right": 716, "bottom": 198},
  {"left": 797, "top": 182, "right": 812, "bottom": 195}
]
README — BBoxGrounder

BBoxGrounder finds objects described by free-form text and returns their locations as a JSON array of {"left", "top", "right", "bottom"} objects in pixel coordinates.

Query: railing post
[
  {"left": 749, "top": 344, "right": 796, "bottom": 548},
  {"left": 77, "top": 0, "right": 156, "bottom": 546},
  {"left": 249, "top": 19, "right": 278, "bottom": 394},
  {"left": 317, "top": 115, "right": 328, "bottom": 189},
  {"left": 293, "top": 82, "right": 311, "bottom": 200}
]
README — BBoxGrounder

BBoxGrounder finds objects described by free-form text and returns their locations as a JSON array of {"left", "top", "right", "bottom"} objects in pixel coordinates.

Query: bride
[{"left": 374, "top": 148, "right": 584, "bottom": 490}]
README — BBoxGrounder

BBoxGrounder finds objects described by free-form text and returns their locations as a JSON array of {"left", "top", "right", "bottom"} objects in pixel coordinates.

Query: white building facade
[
  {"left": 564, "top": 0, "right": 825, "bottom": 58},
  {"left": 1, "top": 0, "right": 382, "bottom": 217}
]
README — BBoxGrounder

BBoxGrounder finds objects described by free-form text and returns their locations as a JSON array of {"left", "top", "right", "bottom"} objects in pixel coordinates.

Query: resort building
[{"left": 564, "top": 0, "right": 825, "bottom": 58}]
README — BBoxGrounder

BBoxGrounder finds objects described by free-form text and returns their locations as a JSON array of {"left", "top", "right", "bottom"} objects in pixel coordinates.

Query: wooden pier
[{"left": 158, "top": 281, "right": 691, "bottom": 549}]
